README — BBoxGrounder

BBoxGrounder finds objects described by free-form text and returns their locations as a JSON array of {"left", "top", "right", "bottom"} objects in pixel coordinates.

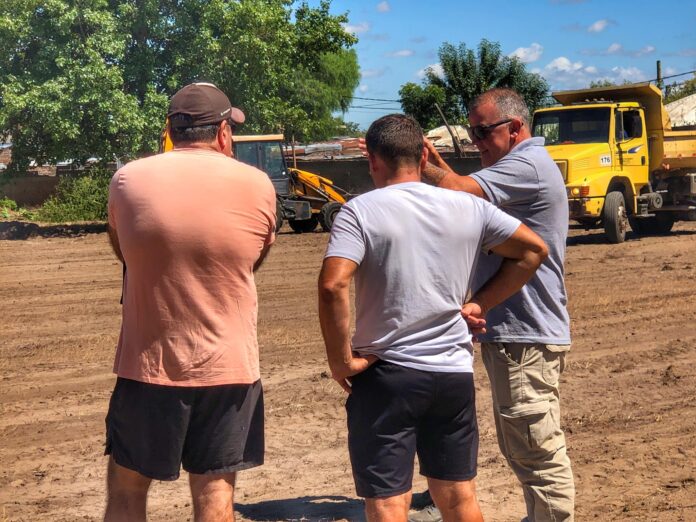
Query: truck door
[{"left": 614, "top": 108, "right": 649, "bottom": 186}]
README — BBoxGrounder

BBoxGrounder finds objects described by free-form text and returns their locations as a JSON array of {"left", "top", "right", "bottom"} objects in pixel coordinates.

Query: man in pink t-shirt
[{"left": 104, "top": 83, "right": 276, "bottom": 521}]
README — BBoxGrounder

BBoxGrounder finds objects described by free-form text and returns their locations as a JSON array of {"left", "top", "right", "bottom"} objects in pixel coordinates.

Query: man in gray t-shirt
[
  {"left": 319, "top": 114, "right": 548, "bottom": 522},
  {"left": 414, "top": 88, "right": 575, "bottom": 522}
]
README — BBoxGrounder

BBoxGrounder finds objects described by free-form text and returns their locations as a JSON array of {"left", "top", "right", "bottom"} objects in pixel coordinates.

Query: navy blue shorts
[
  {"left": 105, "top": 377, "right": 264, "bottom": 480},
  {"left": 346, "top": 360, "right": 478, "bottom": 498}
]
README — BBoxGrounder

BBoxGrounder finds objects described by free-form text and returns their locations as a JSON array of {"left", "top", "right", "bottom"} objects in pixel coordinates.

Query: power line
[
  {"left": 658, "top": 68, "right": 696, "bottom": 82},
  {"left": 350, "top": 101, "right": 401, "bottom": 108},
  {"left": 350, "top": 105, "right": 402, "bottom": 110},
  {"left": 346, "top": 108, "right": 405, "bottom": 114},
  {"left": 351, "top": 96, "right": 401, "bottom": 102}
]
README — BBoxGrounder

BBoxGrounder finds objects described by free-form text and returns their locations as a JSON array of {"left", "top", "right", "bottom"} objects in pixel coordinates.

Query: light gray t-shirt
[
  {"left": 469, "top": 137, "right": 571, "bottom": 344},
  {"left": 325, "top": 182, "right": 520, "bottom": 373}
]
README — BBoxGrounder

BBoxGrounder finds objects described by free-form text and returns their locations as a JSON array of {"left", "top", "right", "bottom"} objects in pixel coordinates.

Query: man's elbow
[
  {"left": 318, "top": 277, "right": 349, "bottom": 303},
  {"left": 528, "top": 239, "right": 549, "bottom": 269}
]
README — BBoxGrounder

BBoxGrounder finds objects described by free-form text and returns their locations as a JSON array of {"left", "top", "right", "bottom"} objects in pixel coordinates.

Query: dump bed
[{"left": 663, "top": 128, "right": 696, "bottom": 170}]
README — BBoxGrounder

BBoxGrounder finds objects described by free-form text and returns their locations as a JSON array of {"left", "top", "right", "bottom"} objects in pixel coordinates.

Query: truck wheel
[
  {"left": 275, "top": 200, "right": 284, "bottom": 233},
  {"left": 603, "top": 191, "right": 628, "bottom": 243},
  {"left": 318, "top": 202, "right": 343, "bottom": 232},
  {"left": 630, "top": 214, "right": 674, "bottom": 236},
  {"left": 288, "top": 215, "right": 318, "bottom": 233}
]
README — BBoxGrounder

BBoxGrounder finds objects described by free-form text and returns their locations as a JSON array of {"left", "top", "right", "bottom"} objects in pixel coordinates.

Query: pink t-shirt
[{"left": 108, "top": 149, "right": 276, "bottom": 386}]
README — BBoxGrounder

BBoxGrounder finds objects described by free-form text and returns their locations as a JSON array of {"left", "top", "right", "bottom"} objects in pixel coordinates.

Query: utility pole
[
  {"left": 656, "top": 60, "right": 663, "bottom": 90},
  {"left": 434, "top": 103, "right": 463, "bottom": 158}
]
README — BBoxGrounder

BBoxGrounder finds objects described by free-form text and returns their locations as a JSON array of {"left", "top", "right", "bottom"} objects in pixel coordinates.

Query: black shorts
[
  {"left": 105, "top": 377, "right": 264, "bottom": 480},
  {"left": 347, "top": 361, "right": 478, "bottom": 498}
]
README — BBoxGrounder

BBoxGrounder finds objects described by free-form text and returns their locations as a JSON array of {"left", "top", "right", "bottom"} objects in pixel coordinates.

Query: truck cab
[{"left": 532, "top": 83, "right": 696, "bottom": 243}]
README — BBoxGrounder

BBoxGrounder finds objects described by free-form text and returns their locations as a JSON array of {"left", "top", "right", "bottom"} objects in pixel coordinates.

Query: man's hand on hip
[
  {"left": 462, "top": 301, "right": 487, "bottom": 339},
  {"left": 331, "top": 353, "right": 377, "bottom": 393}
]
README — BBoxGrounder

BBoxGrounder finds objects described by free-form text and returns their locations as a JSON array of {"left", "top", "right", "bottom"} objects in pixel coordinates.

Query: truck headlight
[{"left": 568, "top": 186, "right": 589, "bottom": 197}]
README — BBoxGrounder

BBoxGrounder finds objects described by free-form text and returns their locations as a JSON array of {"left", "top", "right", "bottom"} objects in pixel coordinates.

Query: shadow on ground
[
  {"left": 0, "top": 220, "right": 107, "bottom": 240},
  {"left": 236, "top": 495, "right": 364, "bottom": 522}
]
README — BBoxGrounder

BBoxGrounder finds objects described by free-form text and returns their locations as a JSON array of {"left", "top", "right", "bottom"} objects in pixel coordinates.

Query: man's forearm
[
  {"left": 318, "top": 286, "right": 354, "bottom": 379},
  {"left": 422, "top": 162, "right": 487, "bottom": 198},
  {"left": 469, "top": 253, "right": 543, "bottom": 314},
  {"left": 422, "top": 163, "right": 450, "bottom": 186}
]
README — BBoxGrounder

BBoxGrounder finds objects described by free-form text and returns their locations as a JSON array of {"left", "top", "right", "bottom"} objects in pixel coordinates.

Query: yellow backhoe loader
[{"left": 161, "top": 128, "right": 351, "bottom": 233}]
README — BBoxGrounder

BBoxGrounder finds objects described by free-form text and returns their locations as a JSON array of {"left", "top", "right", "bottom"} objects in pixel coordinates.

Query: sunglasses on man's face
[{"left": 466, "top": 118, "right": 513, "bottom": 140}]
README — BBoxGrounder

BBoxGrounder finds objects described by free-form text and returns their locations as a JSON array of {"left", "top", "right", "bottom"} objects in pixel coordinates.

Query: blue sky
[{"left": 321, "top": 0, "right": 696, "bottom": 129}]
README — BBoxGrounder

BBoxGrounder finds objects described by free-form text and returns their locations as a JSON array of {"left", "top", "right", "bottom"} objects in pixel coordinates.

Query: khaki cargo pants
[{"left": 481, "top": 342, "right": 575, "bottom": 522}]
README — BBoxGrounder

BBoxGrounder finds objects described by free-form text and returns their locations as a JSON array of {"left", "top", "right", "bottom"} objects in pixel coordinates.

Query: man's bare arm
[
  {"left": 318, "top": 257, "right": 375, "bottom": 393},
  {"left": 422, "top": 139, "right": 487, "bottom": 199},
  {"left": 467, "top": 224, "right": 548, "bottom": 315}
]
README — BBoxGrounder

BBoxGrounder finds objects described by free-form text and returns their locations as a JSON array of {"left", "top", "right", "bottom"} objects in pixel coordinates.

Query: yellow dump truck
[{"left": 532, "top": 83, "right": 696, "bottom": 243}]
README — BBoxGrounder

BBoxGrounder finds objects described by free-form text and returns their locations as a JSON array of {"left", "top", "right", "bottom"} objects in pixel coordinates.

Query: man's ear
[
  {"left": 216, "top": 121, "right": 228, "bottom": 148},
  {"left": 367, "top": 151, "right": 377, "bottom": 174},
  {"left": 510, "top": 118, "right": 523, "bottom": 138},
  {"left": 420, "top": 145, "right": 429, "bottom": 172}
]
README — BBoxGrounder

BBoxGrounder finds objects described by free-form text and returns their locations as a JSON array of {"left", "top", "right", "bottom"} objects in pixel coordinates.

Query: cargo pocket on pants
[{"left": 498, "top": 400, "right": 558, "bottom": 460}]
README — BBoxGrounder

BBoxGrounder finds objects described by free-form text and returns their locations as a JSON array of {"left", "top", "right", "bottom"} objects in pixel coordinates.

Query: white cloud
[
  {"left": 542, "top": 57, "right": 597, "bottom": 88},
  {"left": 509, "top": 43, "right": 544, "bottom": 63},
  {"left": 358, "top": 84, "right": 369, "bottom": 93},
  {"left": 610, "top": 66, "right": 646, "bottom": 82},
  {"left": 387, "top": 49, "right": 414, "bottom": 58},
  {"left": 377, "top": 1, "right": 390, "bottom": 12},
  {"left": 417, "top": 63, "right": 444, "bottom": 79},
  {"left": 361, "top": 68, "right": 386, "bottom": 79},
  {"left": 540, "top": 56, "right": 647, "bottom": 89},
  {"left": 343, "top": 22, "right": 370, "bottom": 34},
  {"left": 588, "top": 19, "right": 610, "bottom": 32},
  {"left": 546, "top": 56, "right": 584, "bottom": 73},
  {"left": 583, "top": 43, "right": 656, "bottom": 57}
]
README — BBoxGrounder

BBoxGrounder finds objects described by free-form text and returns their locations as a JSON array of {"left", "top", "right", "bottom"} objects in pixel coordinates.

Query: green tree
[
  {"left": 665, "top": 74, "right": 696, "bottom": 104},
  {"left": 399, "top": 39, "right": 549, "bottom": 127},
  {"left": 0, "top": 0, "right": 162, "bottom": 172},
  {"left": 589, "top": 79, "right": 618, "bottom": 88},
  {"left": 398, "top": 83, "right": 448, "bottom": 131},
  {"left": 0, "top": 0, "right": 360, "bottom": 171}
]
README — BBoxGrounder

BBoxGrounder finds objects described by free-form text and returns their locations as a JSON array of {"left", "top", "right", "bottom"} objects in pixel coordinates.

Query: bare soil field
[{"left": 1, "top": 223, "right": 695, "bottom": 521}]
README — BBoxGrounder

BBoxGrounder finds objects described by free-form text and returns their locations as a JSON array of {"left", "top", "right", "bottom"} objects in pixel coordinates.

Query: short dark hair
[
  {"left": 365, "top": 114, "right": 424, "bottom": 168},
  {"left": 168, "top": 115, "right": 231, "bottom": 146},
  {"left": 469, "top": 88, "right": 530, "bottom": 127}
]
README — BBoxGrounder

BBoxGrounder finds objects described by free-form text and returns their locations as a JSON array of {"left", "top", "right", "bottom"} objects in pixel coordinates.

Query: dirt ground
[{"left": 1, "top": 222, "right": 695, "bottom": 521}]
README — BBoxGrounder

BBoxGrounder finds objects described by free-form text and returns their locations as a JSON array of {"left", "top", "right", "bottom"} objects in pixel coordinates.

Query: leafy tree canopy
[
  {"left": 0, "top": 0, "right": 359, "bottom": 171},
  {"left": 399, "top": 39, "right": 549, "bottom": 130},
  {"left": 588, "top": 79, "right": 619, "bottom": 88},
  {"left": 664, "top": 74, "right": 696, "bottom": 104}
]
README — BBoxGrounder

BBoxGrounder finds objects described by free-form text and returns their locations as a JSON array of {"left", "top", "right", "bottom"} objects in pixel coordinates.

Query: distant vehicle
[
  {"left": 161, "top": 128, "right": 351, "bottom": 233},
  {"left": 533, "top": 83, "right": 696, "bottom": 243}
]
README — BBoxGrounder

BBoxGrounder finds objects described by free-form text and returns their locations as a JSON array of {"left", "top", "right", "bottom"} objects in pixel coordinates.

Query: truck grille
[{"left": 555, "top": 160, "right": 568, "bottom": 181}]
